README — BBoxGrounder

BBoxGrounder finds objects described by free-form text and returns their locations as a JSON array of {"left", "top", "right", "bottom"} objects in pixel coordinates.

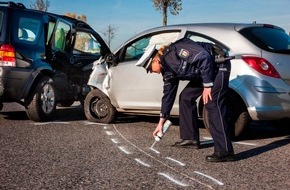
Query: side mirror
[{"left": 104, "top": 53, "right": 117, "bottom": 66}]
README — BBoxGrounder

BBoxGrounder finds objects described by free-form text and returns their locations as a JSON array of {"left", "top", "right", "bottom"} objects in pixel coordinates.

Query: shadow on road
[
  {"left": 235, "top": 135, "right": 290, "bottom": 161},
  {"left": 238, "top": 120, "right": 290, "bottom": 140},
  {"left": 0, "top": 105, "right": 86, "bottom": 122}
]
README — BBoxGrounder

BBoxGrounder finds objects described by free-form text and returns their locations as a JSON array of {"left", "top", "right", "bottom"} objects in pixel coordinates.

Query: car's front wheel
[
  {"left": 202, "top": 90, "right": 251, "bottom": 139},
  {"left": 26, "top": 77, "right": 57, "bottom": 122},
  {"left": 84, "top": 89, "right": 116, "bottom": 123}
]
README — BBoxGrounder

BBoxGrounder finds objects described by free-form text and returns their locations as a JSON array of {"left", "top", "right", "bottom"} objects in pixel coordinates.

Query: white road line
[
  {"left": 118, "top": 146, "right": 132, "bottom": 154},
  {"left": 158, "top": 172, "right": 189, "bottom": 187},
  {"left": 203, "top": 136, "right": 257, "bottom": 146},
  {"left": 165, "top": 157, "right": 186, "bottom": 166},
  {"left": 135, "top": 158, "right": 151, "bottom": 167},
  {"left": 33, "top": 121, "right": 70, "bottom": 125},
  {"left": 194, "top": 171, "right": 224, "bottom": 186},
  {"left": 111, "top": 138, "right": 120, "bottom": 144}
]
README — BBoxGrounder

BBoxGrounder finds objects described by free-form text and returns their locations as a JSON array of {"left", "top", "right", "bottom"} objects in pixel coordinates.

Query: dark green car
[{"left": 0, "top": 2, "right": 111, "bottom": 121}]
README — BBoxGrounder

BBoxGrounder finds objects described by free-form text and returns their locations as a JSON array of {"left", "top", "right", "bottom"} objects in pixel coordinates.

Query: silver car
[{"left": 84, "top": 23, "right": 290, "bottom": 137}]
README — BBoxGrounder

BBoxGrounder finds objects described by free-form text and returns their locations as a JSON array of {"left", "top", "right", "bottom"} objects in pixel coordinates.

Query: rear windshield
[{"left": 239, "top": 26, "right": 290, "bottom": 54}]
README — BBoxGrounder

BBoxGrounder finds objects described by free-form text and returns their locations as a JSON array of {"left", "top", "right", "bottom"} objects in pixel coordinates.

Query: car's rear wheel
[
  {"left": 202, "top": 90, "right": 251, "bottom": 139},
  {"left": 84, "top": 89, "right": 116, "bottom": 123},
  {"left": 26, "top": 77, "right": 57, "bottom": 122}
]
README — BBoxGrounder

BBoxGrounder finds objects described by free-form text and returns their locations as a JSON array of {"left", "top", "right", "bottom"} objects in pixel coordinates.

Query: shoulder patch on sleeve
[{"left": 179, "top": 49, "right": 189, "bottom": 59}]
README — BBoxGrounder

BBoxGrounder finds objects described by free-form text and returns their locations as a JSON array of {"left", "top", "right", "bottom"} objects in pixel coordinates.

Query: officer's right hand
[
  {"left": 203, "top": 87, "right": 212, "bottom": 104},
  {"left": 153, "top": 123, "right": 163, "bottom": 137},
  {"left": 153, "top": 118, "right": 166, "bottom": 137}
]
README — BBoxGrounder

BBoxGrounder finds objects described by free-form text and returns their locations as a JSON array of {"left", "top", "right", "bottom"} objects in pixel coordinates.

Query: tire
[
  {"left": 202, "top": 91, "right": 251, "bottom": 139},
  {"left": 25, "top": 77, "right": 57, "bottom": 122},
  {"left": 84, "top": 89, "right": 116, "bottom": 123}
]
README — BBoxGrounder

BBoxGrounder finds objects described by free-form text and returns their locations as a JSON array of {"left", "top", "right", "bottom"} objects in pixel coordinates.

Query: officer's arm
[
  {"left": 198, "top": 53, "right": 214, "bottom": 104},
  {"left": 198, "top": 53, "right": 214, "bottom": 87},
  {"left": 160, "top": 72, "right": 179, "bottom": 119}
]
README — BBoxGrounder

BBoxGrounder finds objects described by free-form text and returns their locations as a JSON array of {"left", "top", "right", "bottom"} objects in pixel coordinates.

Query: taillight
[
  {"left": 0, "top": 44, "right": 16, "bottom": 67},
  {"left": 241, "top": 56, "right": 280, "bottom": 78}
]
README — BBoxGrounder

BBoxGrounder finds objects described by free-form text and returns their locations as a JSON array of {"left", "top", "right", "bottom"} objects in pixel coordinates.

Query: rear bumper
[
  {"left": 0, "top": 66, "right": 33, "bottom": 101},
  {"left": 237, "top": 77, "right": 290, "bottom": 121},
  {"left": 248, "top": 105, "right": 290, "bottom": 120}
]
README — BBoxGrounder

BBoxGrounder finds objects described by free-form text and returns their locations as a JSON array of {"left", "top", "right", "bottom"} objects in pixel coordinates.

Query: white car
[{"left": 84, "top": 23, "right": 290, "bottom": 137}]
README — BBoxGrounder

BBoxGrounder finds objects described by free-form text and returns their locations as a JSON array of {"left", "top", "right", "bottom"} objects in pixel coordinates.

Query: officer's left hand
[{"left": 203, "top": 87, "right": 212, "bottom": 104}]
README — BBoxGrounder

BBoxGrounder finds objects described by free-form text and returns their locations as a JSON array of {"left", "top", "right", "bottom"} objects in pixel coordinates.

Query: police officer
[{"left": 136, "top": 37, "right": 234, "bottom": 162}]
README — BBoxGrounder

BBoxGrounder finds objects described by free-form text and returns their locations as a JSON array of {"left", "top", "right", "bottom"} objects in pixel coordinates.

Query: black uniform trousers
[{"left": 179, "top": 62, "right": 233, "bottom": 154}]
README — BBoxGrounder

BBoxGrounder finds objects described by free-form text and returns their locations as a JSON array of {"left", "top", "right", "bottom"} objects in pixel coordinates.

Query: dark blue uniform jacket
[{"left": 160, "top": 38, "right": 215, "bottom": 118}]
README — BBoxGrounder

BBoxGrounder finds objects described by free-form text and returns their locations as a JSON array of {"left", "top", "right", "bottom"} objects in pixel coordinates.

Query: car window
[
  {"left": 17, "top": 17, "right": 41, "bottom": 43},
  {"left": 74, "top": 31, "right": 102, "bottom": 56},
  {"left": 53, "top": 21, "right": 70, "bottom": 51},
  {"left": 239, "top": 26, "right": 290, "bottom": 53},
  {"left": 186, "top": 34, "right": 214, "bottom": 44},
  {"left": 47, "top": 21, "right": 56, "bottom": 45},
  {"left": 124, "top": 32, "right": 180, "bottom": 61}
]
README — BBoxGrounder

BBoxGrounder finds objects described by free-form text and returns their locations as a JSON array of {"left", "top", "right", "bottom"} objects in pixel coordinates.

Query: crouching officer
[{"left": 136, "top": 37, "right": 234, "bottom": 162}]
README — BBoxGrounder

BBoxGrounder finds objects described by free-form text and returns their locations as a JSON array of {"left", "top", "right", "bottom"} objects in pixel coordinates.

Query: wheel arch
[
  {"left": 200, "top": 87, "right": 252, "bottom": 139},
  {"left": 23, "top": 69, "right": 55, "bottom": 106}
]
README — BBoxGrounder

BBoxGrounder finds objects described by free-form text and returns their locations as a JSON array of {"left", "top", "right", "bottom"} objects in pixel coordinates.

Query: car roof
[
  {"left": 121, "top": 23, "right": 284, "bottom": 42},
  {"left": 115, "top": 22, "right": 285, "bottom": 52},
  {"left": 0, "top": 1, "right": 92, "bottom": 30}
]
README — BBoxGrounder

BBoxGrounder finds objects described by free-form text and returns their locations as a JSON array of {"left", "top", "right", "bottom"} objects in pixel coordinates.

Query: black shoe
[
  {"left": 172, "top": 139, "right": 200, "bottom": 149},
  {"left": 206, "top": 152, "right": 235, "bottom": 162}
]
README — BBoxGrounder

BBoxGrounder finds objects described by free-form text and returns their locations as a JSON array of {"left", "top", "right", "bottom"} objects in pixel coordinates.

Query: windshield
[{"left": 239, "top": 26, "right": 290, "bottom": 54}]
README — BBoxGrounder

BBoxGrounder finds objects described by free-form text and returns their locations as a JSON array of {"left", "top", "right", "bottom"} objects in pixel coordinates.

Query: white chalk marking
[
  {"left": 134, "top": 158, "right": 151, "bottom": 167},
  {"left": 158, "top": 173, "right": 189, "bottom": 187},
  {"left": 113, "top": 124, "right": 215, "bottom": 189},
  {"left": 118, "top": 146, "right": 132, "bottom": 154},
  {"left": 106, "top": 131, "right": 115, "bottom": 136},
  {"left": 33, "top": 121, "right": 69, "bottom": 125},
  {"left": 150, "top": 141, "right": 157, "bottom": 149},
  {"left": 111, "top": 138, "right": 120, "bottom": 144},
  {"left": 149, "top": 147, "right": 160, "bottom": 154},
  {"left": 194, "top": 171, "right": 224, "bottom": 186},
  {"left": 165, "top": 157, "right": 186, "bottom": 166},
  {"left": 103, "top": 125, "right": 111, "bottom": 130}
]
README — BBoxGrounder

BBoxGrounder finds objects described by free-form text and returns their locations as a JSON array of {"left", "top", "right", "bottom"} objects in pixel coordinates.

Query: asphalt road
[{"left": 0, "top": 103, "right": 290, "bottom": 190}]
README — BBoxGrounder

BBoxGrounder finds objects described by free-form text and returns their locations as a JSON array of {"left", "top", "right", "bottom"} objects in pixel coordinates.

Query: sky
[{"left": 20, "top": 0, "right": 290, "bottom": 50}]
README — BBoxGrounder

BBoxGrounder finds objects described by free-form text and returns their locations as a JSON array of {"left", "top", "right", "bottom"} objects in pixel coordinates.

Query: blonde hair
[{"left": 153, "top": 45, "right": 169, "bottom": 60}]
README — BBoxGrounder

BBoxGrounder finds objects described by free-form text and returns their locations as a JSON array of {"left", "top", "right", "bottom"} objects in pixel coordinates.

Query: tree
[
  {"left": 30, "top": 0, "right": 50, "bottom": 12},
  {"left": 65, "top": 13, "right": 87, "bottom": 23},
  {"left": 151, "top": 0, "right": 182, "bottom": 26},
  {"left": 101, "top": 25, "right": 118, "bottom": 48}
]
